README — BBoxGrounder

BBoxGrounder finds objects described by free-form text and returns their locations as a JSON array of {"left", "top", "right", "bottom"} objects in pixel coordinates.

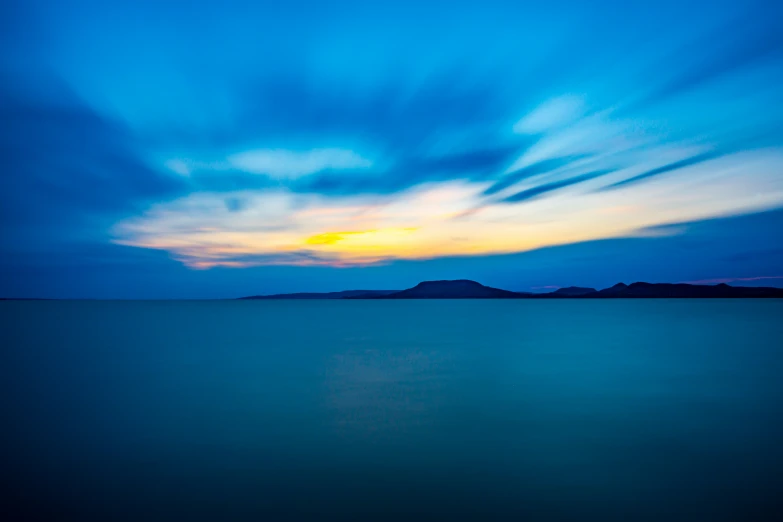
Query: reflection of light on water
[{"left": 324, "top": 344, "right": 448, "bottom": 438}]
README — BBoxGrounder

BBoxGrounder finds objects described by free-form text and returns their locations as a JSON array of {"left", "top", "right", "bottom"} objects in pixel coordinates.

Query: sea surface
[{"left": 2, "top": 299, "right": 783, "bottom": 521}]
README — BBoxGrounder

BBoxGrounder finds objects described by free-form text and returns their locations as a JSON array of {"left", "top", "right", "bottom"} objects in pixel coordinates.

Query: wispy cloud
[
  {"left": 5, "top": 0, "right": 783, "bottom": 297},
  {"left": 228, "top": 148, "right": 372, "bottom": 178},
  {"left": 113, "top": 150, "right": 783, "bottom": 269},
  {"left": 484, "top": 155, "right": 589, "bottom": 196},
  {"left": 603, "top": 150, "right": 723, "bottom": 190},
  {"left": 513, "top": 95, "right": 585, "bottom": 134},
  {"left": 680, "top": 276, "right": 783, "bottom": 285},
  {"left": 503, "top": 169, "right": 614, "bottom": 203}
]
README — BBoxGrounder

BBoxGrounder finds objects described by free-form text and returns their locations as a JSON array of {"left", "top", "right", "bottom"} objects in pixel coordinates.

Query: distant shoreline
[
  {"left": 4, "top": 280, "right": 783, "bottom": 301},
  {"left": 240, "top": 280, "right": 783, "bottom": 300}
]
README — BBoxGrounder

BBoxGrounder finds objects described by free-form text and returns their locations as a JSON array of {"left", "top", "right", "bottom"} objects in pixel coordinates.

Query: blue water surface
[{"left": 2, "top": 299, "right": 782, "bottom": 521}]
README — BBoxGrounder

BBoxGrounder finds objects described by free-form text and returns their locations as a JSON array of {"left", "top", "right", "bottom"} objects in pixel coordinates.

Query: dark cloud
[
  {"left": 410, "top": 146, "right": 523, "bottom": 174},
  {"left": 0, "top": 78, "right": 187, "bottom": 258},
  {"left": 252, "top": 72, "right": 507, "bottom": 150},
  {"left": 145, "top": 70, "right": 512, "bottom": 154},
  {"left": 602, "top": 150, "right": 723, "bottom": 190},
  {"left": 483, "top": 155, "right": 589, "bottom": 196},
  {"left": 503, "top": 169, "right": 615, "bottom": 203},
  {"left": 136, "top": 70, "right": 530, "bottom": 196},
  {"left": 296, "top": 145, "right": 524, "bottom": 196}
]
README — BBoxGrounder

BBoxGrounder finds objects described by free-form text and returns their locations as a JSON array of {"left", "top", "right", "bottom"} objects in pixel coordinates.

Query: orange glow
[{"left": 112, "top": 152, "right": 783, "bottom": 269}]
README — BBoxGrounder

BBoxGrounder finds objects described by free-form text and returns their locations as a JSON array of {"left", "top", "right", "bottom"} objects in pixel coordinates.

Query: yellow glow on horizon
[
  {"left": 111, "top": 150, "right": 783, "bottom": 269},
  {"left": 305, "top": 228, "right": 418, "bottom": 249}
]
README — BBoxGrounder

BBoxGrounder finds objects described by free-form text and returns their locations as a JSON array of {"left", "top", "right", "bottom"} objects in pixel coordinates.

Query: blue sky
[{"left": 1, "top": 0, "right": 782, "bottom": 298}]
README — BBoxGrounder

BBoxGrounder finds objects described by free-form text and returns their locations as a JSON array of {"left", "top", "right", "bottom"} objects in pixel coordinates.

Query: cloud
[
  {"left": 603, "top": 150, "right": 723, "bottom": 190},
  {"left": 483, "top": 155, "right": 589, "bottom": 196},
  {"left": 228, "top": 148, "right": 372, "bottom": 178},
  {"left": 112, "top": 149, "right": 783, "bottom": 270},
  {"left": 240, "top": 71, "right": 507, "bottom": 151},
  {"left": 114, "top": 26, "right": 783, "bottom": 209},
  {"left": 4, "top": 0, "right": 783, "bottom": 296},
  {"left": 7, "top": 206, "right": 783, "bottom": 299},
  {"left": 135, "top": 69, "right": 519, "bottom": 198},
  {"left": 0, "top": 79, "right": 186, "bottom": 257},
  {"left": 305, "top": 229, "right": 417, "bottom": 246},
  {"left": 164, "top": 159, "right": 192, "bottom": 176},
  {"left": 410, "top": 146, "right": 522, "bottom": 176},
  {"left": 513, "top": 95, "right": 585, "bottom": 134},
  {"left": 297, "top": 146, "right": 522, "bottom": 196},
  {"left": 172, "top": 144, "right": 520, "bottom": 197},
  {"left": 111, "top": 182, "right": 489, "bottom": 268},
  {"left": 503, "top": 169, "right": 615, "bottom": 203},
  {"left": 679, "top": 276, "right": 783, "bottom": 285}
]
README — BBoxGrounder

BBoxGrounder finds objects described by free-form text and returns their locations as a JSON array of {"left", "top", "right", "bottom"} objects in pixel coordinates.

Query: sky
[{"left": 1, "top": 0, "right": 782, "bottom": 298}]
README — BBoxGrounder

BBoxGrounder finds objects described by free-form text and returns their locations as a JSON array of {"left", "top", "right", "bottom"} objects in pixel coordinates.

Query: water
[{"left": 2, "top": 299, "right": 782, "bottom": 521}]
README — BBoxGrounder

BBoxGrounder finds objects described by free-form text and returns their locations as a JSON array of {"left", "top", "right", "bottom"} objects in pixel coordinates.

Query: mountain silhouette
[
  {"left": 376, "top": 280, "right": 530, "bottom": 299},
  {"left": 591, "top": 282, "right": 783, "bottom": 298},
  {"left": 551, "top": 286, "right": 597, "bottom": 296},
  {"left": 239, "top": 280, "right": 783, "bottom": 299}
]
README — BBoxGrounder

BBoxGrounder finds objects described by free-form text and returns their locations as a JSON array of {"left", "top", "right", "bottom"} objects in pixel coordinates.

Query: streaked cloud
[
  {"left": 513, "top": 96, "right": 585, "bottom": 134},
  {"left": 680, "top": 276, "right": 783, "bottom": 285},
  {"left": 485, "top": 155, "right": 589, "bottom": 196},
  {"left": 503, "top": 169, "right": 615, "bottom": 203},
  {"left": 164, "top": 159, "right": 192, "bottom": 176},
  {"left": 113, "top": 148, "right": 783, "bottom": 268},
  {"left": 4, "top": 0, "right": 783, "bottom": 297},
  {"left": 603, "top": 150, "right": 724, "bottom": 190},
  {"left": 228, "top": 148, "right": 372, "bottom": 178}
]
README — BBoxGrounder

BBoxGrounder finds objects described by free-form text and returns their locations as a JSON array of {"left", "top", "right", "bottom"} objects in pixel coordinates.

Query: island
[{"left": 240, "top": 280, "right": 783, "bottom": 299}]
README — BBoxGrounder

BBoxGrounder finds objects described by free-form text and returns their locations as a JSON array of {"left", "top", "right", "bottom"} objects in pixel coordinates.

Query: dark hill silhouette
[
  {"left": 590, "top": 282, "right": 783, "bottom": 298},
  {"left": 551, "top": 286, "right": 597, "bottom": 296},
  {"left": 375, "top": 280, "right": 529, "bottom": 299},
  {"left": 239, "top": 280, "right": 783, "bottom": 299},
  {"left": 593, "top": 282, "right": 629, "bottom": 297}
]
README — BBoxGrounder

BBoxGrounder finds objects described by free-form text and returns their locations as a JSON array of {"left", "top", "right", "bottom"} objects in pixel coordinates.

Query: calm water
[{"left": 2, "top": 299, "right": 783, "bottom": 521}]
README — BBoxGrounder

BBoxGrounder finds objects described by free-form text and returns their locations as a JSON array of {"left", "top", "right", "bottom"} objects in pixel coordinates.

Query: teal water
[{"left": 2, "top": 299, "right": 783, "bottom": 521}]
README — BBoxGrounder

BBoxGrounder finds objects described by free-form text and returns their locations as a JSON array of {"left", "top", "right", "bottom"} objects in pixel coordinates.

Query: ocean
[{"left": 2, "top": 299, "right": 782, "bottom": 521}]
